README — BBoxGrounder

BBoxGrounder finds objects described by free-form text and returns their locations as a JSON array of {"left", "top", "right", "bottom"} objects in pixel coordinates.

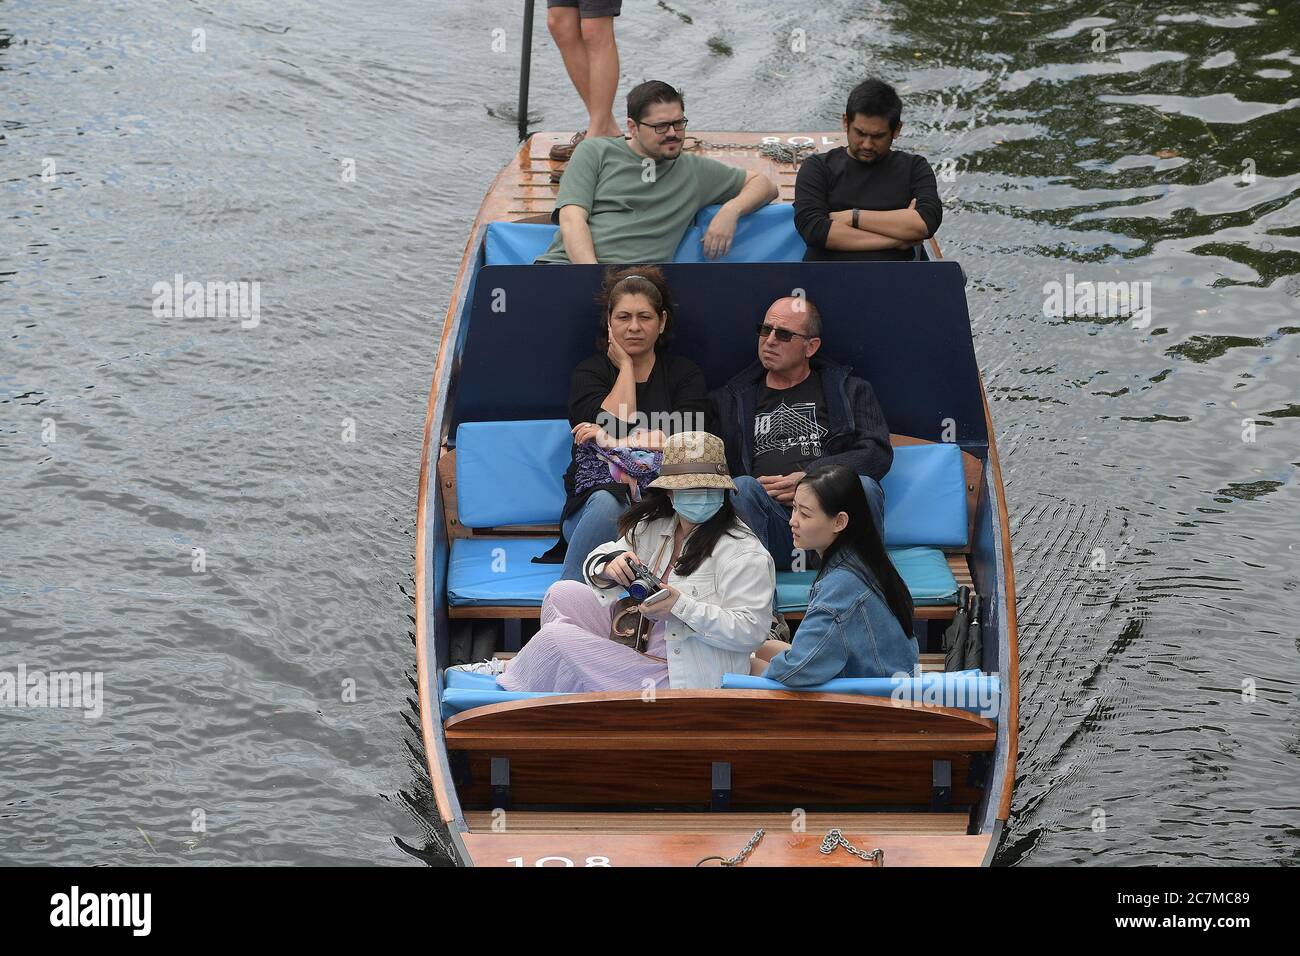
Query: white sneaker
[{"left": 447, "top": 659, "right": 508, "bottom": 676}]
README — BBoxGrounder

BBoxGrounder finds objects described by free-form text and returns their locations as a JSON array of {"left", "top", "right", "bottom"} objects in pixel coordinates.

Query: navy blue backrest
[{"left": 450, "top": 261, "right": 986, "bottom": 444}]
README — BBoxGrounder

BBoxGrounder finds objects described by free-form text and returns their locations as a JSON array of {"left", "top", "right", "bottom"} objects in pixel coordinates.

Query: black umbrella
[
  {"left": 964, "top": 593, "right": 983, "bottom": 672},
  {"left": 942, "top": 585, "right": 970, "bottom": 672}
]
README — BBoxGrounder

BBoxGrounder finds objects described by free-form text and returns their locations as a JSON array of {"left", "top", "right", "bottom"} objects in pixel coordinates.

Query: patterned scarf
[{"left": 572, "top": 441, "right": 663, "bottom": 501}]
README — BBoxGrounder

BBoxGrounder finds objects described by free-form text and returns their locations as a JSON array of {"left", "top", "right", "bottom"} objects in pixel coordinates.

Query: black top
[
  {"left": 535, "top": 351, "right": 711, "bottom": 564},
  {"left": 793, "top": 147, "right": 943, "bottom": 262},
  {"left": 567, "top": 351, "right": 710, "bottom": 439},
  {"left": 752, "top": 370, "right": 829, "bottom": 477}
]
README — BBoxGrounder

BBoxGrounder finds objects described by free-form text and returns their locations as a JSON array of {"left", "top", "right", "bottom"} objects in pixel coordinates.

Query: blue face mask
[{"left": 672, "top": 489, "right": 725, "bottom": 524}]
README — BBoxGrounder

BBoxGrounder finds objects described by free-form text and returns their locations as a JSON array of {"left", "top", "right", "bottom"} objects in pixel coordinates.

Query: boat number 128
[{"left": 507, "top": 856, "right": 611, "bottom": 867}]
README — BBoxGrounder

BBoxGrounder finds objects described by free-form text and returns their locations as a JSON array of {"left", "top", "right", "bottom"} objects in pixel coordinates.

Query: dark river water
[{"left": 3, "top": 0, "right": 1297, "bottom": 865}]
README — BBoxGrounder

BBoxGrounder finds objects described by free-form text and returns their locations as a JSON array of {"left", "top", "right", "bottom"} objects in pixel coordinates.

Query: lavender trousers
[{"left": 496, "top": 580, "right": 671, "bottom": 693}]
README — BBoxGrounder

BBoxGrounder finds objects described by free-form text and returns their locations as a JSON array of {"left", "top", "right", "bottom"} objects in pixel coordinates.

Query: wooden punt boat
[{"left": 416, "top": 131, "right": 1019, "bottom": 866}]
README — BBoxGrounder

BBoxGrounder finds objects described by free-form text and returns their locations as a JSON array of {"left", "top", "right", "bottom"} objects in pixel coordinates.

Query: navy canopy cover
[{"left": 451, "top": 258, "right": 985, "bottom": 446}]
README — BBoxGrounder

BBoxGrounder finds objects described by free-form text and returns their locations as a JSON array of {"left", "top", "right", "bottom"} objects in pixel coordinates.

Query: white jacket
[{"left": 583, "top": 515, "right": 776, "bottom": 689}]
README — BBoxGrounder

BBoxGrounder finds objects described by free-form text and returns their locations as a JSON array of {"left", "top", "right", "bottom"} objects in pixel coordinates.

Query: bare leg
[
  {"left": 580, "top": 17, "right": 621, "bottom": 138},
  {"left": 750, "top": 639, "right": 793, "bottom": 677},
  {"left": 548, "top": 8, "right": 592, "bottom": 115},
  {"left": 756, "top": 639, "right": 792, "bottom": 662}
]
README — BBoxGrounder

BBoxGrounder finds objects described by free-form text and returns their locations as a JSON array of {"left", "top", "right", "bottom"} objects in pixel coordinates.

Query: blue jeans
[
  {"left": 732, "top": 474, "right": 885, "bottom": 571},
  {"left": 560, "top": 490, "right": 625, "bottom": 582}
]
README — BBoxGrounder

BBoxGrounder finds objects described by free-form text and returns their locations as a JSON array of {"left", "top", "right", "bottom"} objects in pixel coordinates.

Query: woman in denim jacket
[{"left": 759, "top": 464, "right": 918, "bottom": 685}]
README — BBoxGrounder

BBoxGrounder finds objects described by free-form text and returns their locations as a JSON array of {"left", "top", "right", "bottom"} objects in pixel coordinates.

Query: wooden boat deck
[
  {"left": 460, "top": 827, "right": 992, "bottom": 867},
  {"left": 461, "top": 818, "right": 992, "bottom": 866}
]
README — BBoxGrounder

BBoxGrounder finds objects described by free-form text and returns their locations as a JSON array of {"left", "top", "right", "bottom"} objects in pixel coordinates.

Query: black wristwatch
[{"left": 852, "top": 208, "right": 861, "bottom": 229}]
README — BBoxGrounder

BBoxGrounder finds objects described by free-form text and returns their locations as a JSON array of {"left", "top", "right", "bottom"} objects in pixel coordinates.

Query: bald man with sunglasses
[{"left": 710, "top": 296, "right": 892, "bottom": 570}]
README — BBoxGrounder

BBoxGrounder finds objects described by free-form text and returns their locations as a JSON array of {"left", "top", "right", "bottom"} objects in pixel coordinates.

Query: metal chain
[
  {"left": 685, "top": 138, "right": 818, "bottom": 165},
  {"left": 696, "top": 827, "right": 883, "bottom": 866},
  {"left": 695, "top": 828, "right": 765, "bottom": 867},
  {"left": 819, "top": 828, "right": 885, "bottom": 865}
]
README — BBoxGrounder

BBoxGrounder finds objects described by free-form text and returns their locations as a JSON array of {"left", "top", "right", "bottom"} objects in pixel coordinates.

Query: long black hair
[
  {"left": 616, "top": 488, "right": 751, "bottom": 577},
  {"left": 798, "top": 464, "right": 913, "bottom": 635}
]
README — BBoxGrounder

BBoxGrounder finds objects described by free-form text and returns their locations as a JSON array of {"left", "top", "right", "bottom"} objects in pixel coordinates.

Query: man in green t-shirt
[{"left": 536, "top": 80, "right": 779, "bottom": 264}]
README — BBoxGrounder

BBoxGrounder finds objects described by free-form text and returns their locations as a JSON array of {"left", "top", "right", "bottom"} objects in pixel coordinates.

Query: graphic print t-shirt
[{"left": 752, "top": 371, "right": 830, "bottom": 477}]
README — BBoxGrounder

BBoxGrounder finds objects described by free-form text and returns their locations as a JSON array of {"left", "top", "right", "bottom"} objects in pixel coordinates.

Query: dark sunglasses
[
  {"left": 756, "top": 323, "right": 815, "bottom": 343},
  {"left": 636, "top": 117, "right": 688, "bottom": 136}
]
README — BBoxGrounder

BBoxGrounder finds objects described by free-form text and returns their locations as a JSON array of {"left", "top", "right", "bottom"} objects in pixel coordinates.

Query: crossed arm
[
  {"left": 823, "top": 200, "right": 927, "bottom": 252},
  {"left": 794, "top": 153, "right": 941, "bottom": 254}
]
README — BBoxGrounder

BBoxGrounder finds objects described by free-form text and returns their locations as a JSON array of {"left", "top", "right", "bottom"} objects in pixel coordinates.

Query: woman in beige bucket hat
[{"left": 456, "top": 432, "right": 776, "bottom": 691}]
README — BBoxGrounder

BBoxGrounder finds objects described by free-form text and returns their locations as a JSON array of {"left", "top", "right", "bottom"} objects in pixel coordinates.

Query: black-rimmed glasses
[{"left": 636, "top": 117, "right": 688, "bottom": 135}]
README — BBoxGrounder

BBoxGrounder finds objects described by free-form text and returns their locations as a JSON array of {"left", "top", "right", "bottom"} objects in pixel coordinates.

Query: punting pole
[{"left": 517, "top": 0, "right": 536, "bottom": 142}]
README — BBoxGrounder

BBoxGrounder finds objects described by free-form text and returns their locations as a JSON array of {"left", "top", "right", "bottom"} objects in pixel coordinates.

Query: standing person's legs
[
  {"left": 560, "top": 490, "right": 625, "bottom": 582},
  {"left": 578, "top": 8, "right": 621, "bottom": 138},
  {"left": 547, "top": 5, "right": 592, "bottom": 117},
  {"left": 731, "top": 476, "right": 798, "bottom": 571},
  {"left": 546, "top": 2, "right": 622, "bottom": 140}
]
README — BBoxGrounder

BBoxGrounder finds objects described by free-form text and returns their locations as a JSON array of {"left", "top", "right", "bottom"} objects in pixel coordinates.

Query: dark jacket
[{"left": 709, "top": 356, "right": 892, "bottom": 481}]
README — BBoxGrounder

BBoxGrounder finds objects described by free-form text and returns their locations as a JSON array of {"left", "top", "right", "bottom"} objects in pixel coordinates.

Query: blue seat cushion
[
  {"left": 448, "top": 537, "right": 564, "bottom": 606},
  {"left": 721, "top": 671, "right": 1000, "bottom": 719},
  {"left": 773, "top": 571, "right": 817, "bottom": 613},
  {"left": 482, "top": 203, "right": 806, "bottom": 266},
  {"left": 775, "top": 546, "right": 958, "bottom": 613},
  {"left": 484, "top": 223, "right": 558, "bottom": 266},
  {"left": 445, "top": 669, "right": 510, "bottom": 689},
  {"left": 450, "top": 540, "right": 954, "bottom": 612},
  {"left": 882, "top": 443, "right": 969, "bottom": 548},
  {"left": 441, "top": 668, "right": 561, "bottom": 717},
  {"left": 450, "top": 541, "right": 954, "bottom": 611},
  {"left": 455, "top": 420, "right": 572, "bottom": 528},
  {"left": 441, "top": 669, "right": 559, "bottom": 719},
  {"left": 441, "top": 686, "right": 562, "bottom": 718},
  {"left": 440, "top": 669, "right": 999, "bottom": 719},
  {"left": 671, "top": 203, "right": 806, "bottom": 263}
]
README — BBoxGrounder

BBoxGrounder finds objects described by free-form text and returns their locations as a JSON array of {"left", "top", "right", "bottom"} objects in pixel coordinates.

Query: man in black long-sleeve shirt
[{"left": 794, "top": 77, "right": 943, "bottom": 261}]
